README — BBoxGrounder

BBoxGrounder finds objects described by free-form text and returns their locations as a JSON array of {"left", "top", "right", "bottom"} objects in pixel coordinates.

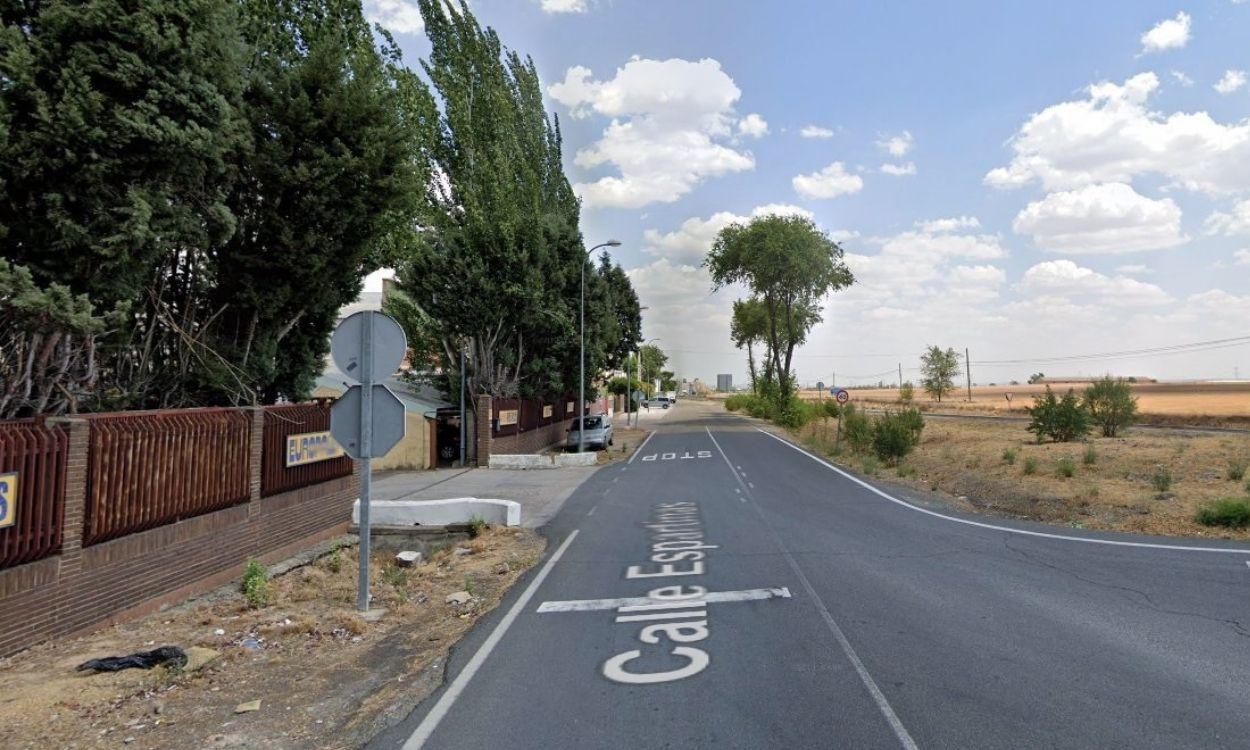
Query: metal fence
[
  {"left": 261, "top": 403, "right": 353, "bottom": 497},
  {"left": 0, "top": 420, "right": 67, "bottom": 569},
  {"left": 492, "top": 395, "right": 577, "bottom": 437},
  {"left": 84, "top": 409, "right": 251, "bottom": 545}
]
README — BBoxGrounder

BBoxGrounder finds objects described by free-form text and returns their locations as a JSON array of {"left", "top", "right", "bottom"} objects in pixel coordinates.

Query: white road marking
[
  {"left": 628, "top": 431, "right": 656, "bottom": 464},
  {"left": 537, "top": 587, "right": 792, "bottom": 613},
  {"left": 401, "top": 530, "right": 580, "bottom": 749},
  {"left": 614, "top": 610, "right": 708, "bottom": 623},
  {"left": 587, "top": 506, "right": 597, "bottom": 516},
  {"left": 757, "top": 428, "right": 1250, "bottom": 556},
  {"left": 707, "top": 428, "right": 920, "bottom": 750}
]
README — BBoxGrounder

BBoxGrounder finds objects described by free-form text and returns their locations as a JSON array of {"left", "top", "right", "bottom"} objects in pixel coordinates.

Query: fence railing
[
  {"left": 261, "top": 403, "right": 353, "bottom": 497},
  {"left": 84, "top": 409, "right": 251, "bottom": 545},
  {"left": 493, "top": 395, "right": 578, "bottom": 437},
  {"left": 0, "top": 420, "right": 67, "bottom": 569}
]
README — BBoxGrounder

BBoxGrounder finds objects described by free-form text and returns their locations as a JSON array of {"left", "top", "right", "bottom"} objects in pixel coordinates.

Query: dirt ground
[
  {"left": 798, "top": 381, "right": 1250, "bottom": 426},
  {"left": 0, "top": 527, "right": 545, "bottom": 750},
  {"left": 793, "top": 415, "right": 1250, "bottom": 539}
]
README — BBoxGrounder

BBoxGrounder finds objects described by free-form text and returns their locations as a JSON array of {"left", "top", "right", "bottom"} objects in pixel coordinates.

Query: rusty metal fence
[
  {"left": 492, "top": 395, "right": 578, "bottom": 436},
  {"left": 83, "top": 409, "right": 251, "bottom": 546},
  {"left": 261, "top": 403, "right": 353, "bottom": 497},
  {"left": 0, "top": 420, "right": 67, "bottom": 569}
]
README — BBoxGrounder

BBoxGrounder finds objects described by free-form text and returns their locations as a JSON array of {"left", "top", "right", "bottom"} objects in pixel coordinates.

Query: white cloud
[
  {"left": 549, "top": 58, "right": 755, "bottom": 208},
  {"left": 1115, "top": 264, "right": 1152, "bottom": 275},
  {"left": 800, "top": 125, "right": 835, "bottom": 139},
  {"left": 918, "top": 216, "right": 981, "bottom": 233},
  {"left": 364, "top": 0, "right": 424, "bottom": 34},
  {"left": 838, "top": 223, "right": 1007, "bottom": 305},
  {"left": 541, "top": 0, "right": 587, "bottom": 12},
  {"left": 1205, "top": 198, "right": 1250, "bottom": 235},
  {"left": 1234, "top": 249, "right": 1250, "bottom": 266},
  {"left": 1012, "top": 183, "right": 1187, "bottom": 254},
  {"left": 1214, "top": 69, "right": 1247, "bottom": 94},
  {"left": 792, "top": 161, "right": 864, "bottom": 199},
  {"left": 985, "top": 72, "right": 1250, "bottom": 194},
  {"left": 880, "top": 162, "right": 917, "bottom": 176},
  {"left": 1140, "top": 12, "right": 1191, "bottom": 54},
  {"left": 737, "top": 113, "right": 769, "bottom": 138},
  {"left": 642, "top": 203, "right": 814, "bottom": 265},
  {"left": 1017, "top": 260, "right": 1172, "bottom": 307},
  {"left": 876, "top": 131, "right": 914, "bottom": 157},
  {"left": 1171, "top": 70, "right": 1194, "bottom": 87}
]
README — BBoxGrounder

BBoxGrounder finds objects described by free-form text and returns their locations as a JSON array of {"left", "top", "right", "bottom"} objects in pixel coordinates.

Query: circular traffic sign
[
  {"left": 834, "top": 388, "right": 850, "bottom": 404},
  {"left": 816, "top": 381, "right": 825, "bottom": 392},
  {"left": 331, "top": 310, "right": 407, "bottom": 381}
]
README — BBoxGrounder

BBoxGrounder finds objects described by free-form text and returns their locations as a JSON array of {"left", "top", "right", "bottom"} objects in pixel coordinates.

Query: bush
[
  {"left": 724, "top": 394, "right": 752, "bottom": 412},
  {"left": 1026, "top": 386, "right": 1090, "bottom": 443},
  {"left": 898, "top": 382, "right": 915, "bottom": 404},
  {"left": 1023, "top": 457, "right": 1038, "bottom": 475},
  {"left": 1151, "top": 464, "right": 1173, "bottom": 496},
  {"left": 823, "top": 399, "right": 841, "bottom": 421},
  {"left": 860, "top": 455, "right": 879, "bottom": 476},
  {"left": 241, "top": 558, "right": 271, "bottom": 609},
  {"left": 1195, "top": 498, "right": 1250, "bottom": 528},
  {"left": 1083, "top": 444, "right": 1097, "bottom": 466},
  {"left": 1228, "top": 460, "right": 1247, "bottom": 482},
  {"left": 1082, "top": 377, "right": 1138, "bottom": 437},
  {"left": 1002, "top": 447, "right": 1018, "bottom": 465},
  {"left": 871, "top": 410, "right": 925, "bottom": 465},
  {"left": 1057, "top": 456, "right": 1076, "bottom": 478},
  {"left": 841, "top": 405, "right": 873, "bottom": 452}
]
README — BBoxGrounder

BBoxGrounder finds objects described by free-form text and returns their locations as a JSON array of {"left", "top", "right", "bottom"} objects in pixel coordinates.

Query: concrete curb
[
  {"left": 353, "top": 497, "right": 521, "bottom": 527},
  {"left": 489, "top": 453, "right": 597, "bottom": 469}
]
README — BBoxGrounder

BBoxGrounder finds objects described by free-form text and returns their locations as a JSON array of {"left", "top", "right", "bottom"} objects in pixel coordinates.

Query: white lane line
[
  {"left": 537, "top": 587, "right": 792, "bottom": 613},
  {"left": 402, "top": 530, "right": 580, "bottom": 750},
  {"left": 706, "top": 428, "right": 920, "bottom": 750},
  {"left": 587, "top": 505, "right": 598, "bottom": 516},
  {"left": 627, "top": 431, "right": 656, "bottom": 464},
  {"left": 757, "top": 428, "right": 1250, "bottom": 556}
]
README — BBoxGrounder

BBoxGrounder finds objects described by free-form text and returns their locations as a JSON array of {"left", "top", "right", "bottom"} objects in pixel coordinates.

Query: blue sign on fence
[
  {"left": 0, "top": 471, "right": 17, "bottom": 529},
  {"left": 286, "top": 432, "right": 346, "bottom": 468}
]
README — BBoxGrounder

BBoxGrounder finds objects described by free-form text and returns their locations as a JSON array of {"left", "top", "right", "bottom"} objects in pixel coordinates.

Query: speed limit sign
[{"left": 833, "top": 388, "right": 850, "bottom": 404}]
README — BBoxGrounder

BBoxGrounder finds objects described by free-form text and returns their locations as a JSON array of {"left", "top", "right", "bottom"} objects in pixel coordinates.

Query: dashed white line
[
  {"left": 537, "top": 587, "right": 792, "bottom": 613},
  {"left": 401, "top": 530, "right": 581, "bottom": 749},
  {"left": 587, "top": 506, "right": 597, "bottom": 516}
]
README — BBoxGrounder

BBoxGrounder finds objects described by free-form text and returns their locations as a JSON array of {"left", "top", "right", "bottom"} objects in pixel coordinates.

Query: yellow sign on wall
[
  {"left": 286, "top": 432, "right": 346, "bottom": 468},
  {"left": 543, "top": 405, "right": 553, "bottom": 419},
  {"left": 0, "top": 471, "right": 17, "bottom": 530},
  {"left": 498, "top": 409, "right": 518, "bottom": 426}
]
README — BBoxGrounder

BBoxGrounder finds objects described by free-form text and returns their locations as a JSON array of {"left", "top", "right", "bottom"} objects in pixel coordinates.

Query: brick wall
[
  {"left": 0, "top": 414, "right": 359, "bottom": 658},
  {"left": 491, "top": 421, "right": 568, "bottom": 455}
]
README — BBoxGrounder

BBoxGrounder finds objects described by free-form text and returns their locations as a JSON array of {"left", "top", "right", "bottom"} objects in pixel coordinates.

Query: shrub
[
  {"left": 241, "top": 558, "right": 271, "bottom": 609},
  {"left": 1057, "top": 456, "right": 1076, "bottom": 478},
  {"left": 1150, "top": 464, "right": 1173, "bottom": 496},
  {"left": 1026, "top": 386, "right": 1090, "bottom": 443},
  {"left": 871, "top": 410, "right": 924, "bottom": 465},
  {"left": 899, "top": 382, "right": 915, "bottom": 404},
  {"left": 1023, "top": 457, "right": 1038, "bottom": 475},
  {"left": 1082, "top": 444, "right": 1097, "bottom": 466},
  {"left": 860, "top": 455, "right": 879, "bottom": 476},
  {"left": 468, "top": 515, "right": 487, "bottom": 537},
  {"left": 1002, "top": 447, "right": 1018, "bottom": 465},
  {"left": 841, "top": 405, "right": 873, "bottom": 452},
  {"left": 1195, "top": 498, "right": 1250, "bottom": 528},
  {"left": 823, "top": 399, "right": 841, "bottom": 421},
  {"left": 1081, "top": 376, "right": 1138, "bottom": 438},
  {"left": 325, "top": 543, "right": 344, "bottom": 574},
  {"left": 724, "top": 394, "right": 752, "bottom": 412},
  {"left": 1228, "top": 460, "right": 1247, "bottom": 482}
]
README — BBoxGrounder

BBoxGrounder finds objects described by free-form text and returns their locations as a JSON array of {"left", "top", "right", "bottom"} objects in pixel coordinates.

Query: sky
[{"left": 363, "top": 0, "right": 1250, "bottom": 387}]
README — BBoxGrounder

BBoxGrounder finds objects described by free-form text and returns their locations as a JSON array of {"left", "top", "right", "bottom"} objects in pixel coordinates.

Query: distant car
[
  {"left": 566, "top": 414, "right": 613, "bottom": 450},
  {"left": 643, "top": 397, "right": 670, "bottom": 409}
]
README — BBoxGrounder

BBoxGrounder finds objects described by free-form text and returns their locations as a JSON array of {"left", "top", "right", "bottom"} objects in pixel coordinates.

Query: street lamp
[
  {"left": 628, "top": 306, "right": 649, "bottom": 429},
  {"left": 580, "top": 240, "right": 621, "bottom": 453},
  {"left": 636, "top": 337, "right": 660, "bottom": 428}
]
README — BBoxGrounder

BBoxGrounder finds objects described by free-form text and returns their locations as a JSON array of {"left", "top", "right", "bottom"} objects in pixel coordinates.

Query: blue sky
[{"left": 366, "top": 0, "right": 1250, "bottom": 386}]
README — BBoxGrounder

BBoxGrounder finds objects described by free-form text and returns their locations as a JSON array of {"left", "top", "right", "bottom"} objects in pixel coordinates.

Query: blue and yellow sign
[
  {"left": 0, "top": 471, "right": 17, "bottom": 529},
  {"left": 286, "top": 432, "right": 346, "bottom": 468}
]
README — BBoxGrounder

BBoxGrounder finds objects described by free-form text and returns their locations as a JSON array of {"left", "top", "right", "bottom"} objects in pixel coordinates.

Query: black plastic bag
[{"left": 76, "top": 646, "right": 187, "bottom": 673}]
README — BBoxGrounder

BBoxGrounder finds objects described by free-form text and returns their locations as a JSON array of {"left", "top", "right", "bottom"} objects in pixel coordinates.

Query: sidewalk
[{"left": 370, "top": 465, "right": 599, "bottom": 528}]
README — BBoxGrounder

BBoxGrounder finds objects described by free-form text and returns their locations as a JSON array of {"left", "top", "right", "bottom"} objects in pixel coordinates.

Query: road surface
[{"left": 370, "top": 400, "right": 1250, "bottom": 749}]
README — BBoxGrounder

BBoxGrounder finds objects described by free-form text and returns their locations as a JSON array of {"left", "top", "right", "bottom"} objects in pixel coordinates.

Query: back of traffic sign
[
  {"left": 331, "top": 310, "right": 406, "bottom": 382},
  {"left": 330, "top": 384, "right": 406, "bottom": 459}
]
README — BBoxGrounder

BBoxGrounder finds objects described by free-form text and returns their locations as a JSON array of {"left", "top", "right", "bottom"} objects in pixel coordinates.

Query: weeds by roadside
[{"left": 241, "top": 558, "right": 271, "bottom": 609}]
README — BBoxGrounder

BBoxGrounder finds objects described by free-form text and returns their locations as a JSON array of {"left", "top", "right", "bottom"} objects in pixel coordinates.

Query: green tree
[
  {"left": 730, "top": 298, "right": 769, "bottom": 394},
  {"left": 1027, "top": 386, "right": 1090, "bottom": 443},
  {"left": 920, "top": 346, "right": 961, "bottom": 402},
  {"left": 638, "top": 344, "right": 669, "bottom": 386},
  {"left": 1082, "top": 376, "right": 1138, "bottom": 437},
  {"left": 706, "top": 214, "right": 853, "bottom": 406}
]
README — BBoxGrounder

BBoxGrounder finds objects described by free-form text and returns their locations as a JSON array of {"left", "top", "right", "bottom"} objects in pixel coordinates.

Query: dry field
[
  {"left": 793, "top": 416, "right": 1250, "bottom": 539},
  {"left": 0, "top": 528, "right": 545, "bottom": 750},
  {"left": 800, "top": 381, "right": 1250, "bottom": 426}
]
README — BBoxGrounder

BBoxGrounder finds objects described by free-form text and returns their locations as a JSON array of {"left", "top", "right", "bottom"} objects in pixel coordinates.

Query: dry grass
[
  {"left": 0, "top": 528, "right": 545, "bottom": 750},
  {"left": 795, "top": 416, "right": 1250, "bottom": 539},
  {"left": 799, "top": 381, "right": 1250, "bottom": 427}
]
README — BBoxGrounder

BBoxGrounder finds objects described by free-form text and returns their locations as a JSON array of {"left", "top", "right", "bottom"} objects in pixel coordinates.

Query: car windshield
[{"left": 570, "top": 416, "right": 602, "bottom": 430}]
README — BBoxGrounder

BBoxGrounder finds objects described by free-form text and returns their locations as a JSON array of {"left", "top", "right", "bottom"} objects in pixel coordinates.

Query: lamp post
[
  {"left": 628, "top": 306, "right": 649, "bottom": 429},
  {"left": 580, "top": 240, "right": 621, "bottom": 453},
  {"left": 636, "top": 337, "right": 660, "bottom": 427}
]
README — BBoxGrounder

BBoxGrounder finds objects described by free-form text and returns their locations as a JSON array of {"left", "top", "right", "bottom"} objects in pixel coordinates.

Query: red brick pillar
[
  {"left": 51, "top": 417, "right": 90, "bottom": 577},
  {"left": 474, "top": 395, "right": 492, "bottom": 467},
  {"left": 247, "top": 406, "right": 264, "bottom": 508}
]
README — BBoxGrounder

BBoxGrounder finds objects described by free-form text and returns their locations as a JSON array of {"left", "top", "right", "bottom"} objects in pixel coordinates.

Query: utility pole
[
  {"left": 965, "top": 347, "right": 973, "bottom": 402},
  {"left": 458, "top": 347, "right": 466, "bottom": 467},
  {"left": 898, "top": 362, "right": 903, "bottom": 389}
]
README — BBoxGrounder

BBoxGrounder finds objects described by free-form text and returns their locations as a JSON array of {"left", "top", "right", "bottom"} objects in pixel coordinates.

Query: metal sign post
[{"left": 329, "top": 310, "right": 407, "bottom": 612}]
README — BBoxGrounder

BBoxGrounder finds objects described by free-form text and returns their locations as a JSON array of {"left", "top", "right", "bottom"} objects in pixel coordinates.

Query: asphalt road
[{"left": 370, "top": 400, "right": 1250, "bottom": 749}]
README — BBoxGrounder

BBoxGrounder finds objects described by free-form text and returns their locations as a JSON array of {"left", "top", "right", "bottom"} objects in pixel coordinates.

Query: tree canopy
[{"left": 920, "top": 346, "right": 962, "bottom": 402}]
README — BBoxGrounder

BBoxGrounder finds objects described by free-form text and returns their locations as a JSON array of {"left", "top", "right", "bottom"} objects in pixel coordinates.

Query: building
[{"left": 716, "top": 374, "right": 733, "bottom": 392}]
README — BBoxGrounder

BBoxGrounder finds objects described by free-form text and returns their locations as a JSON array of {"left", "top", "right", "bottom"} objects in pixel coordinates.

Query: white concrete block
[
  {"left": 353, "top": 497, "right": 521, "bottom": 527},
  {"left": 553, "top": 452, "right": 597, "bottom": 468}
]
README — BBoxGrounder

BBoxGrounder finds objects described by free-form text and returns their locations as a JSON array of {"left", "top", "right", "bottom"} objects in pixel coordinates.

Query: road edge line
[
  {"left": 401, "top": 529, "right": 581, "bottom": 749},
  {"left": 755, "top": 427, "right": 1250, "bottom": 555},
  {"left": 627, "top": 430, "right": 656, "bottom": 464}
]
